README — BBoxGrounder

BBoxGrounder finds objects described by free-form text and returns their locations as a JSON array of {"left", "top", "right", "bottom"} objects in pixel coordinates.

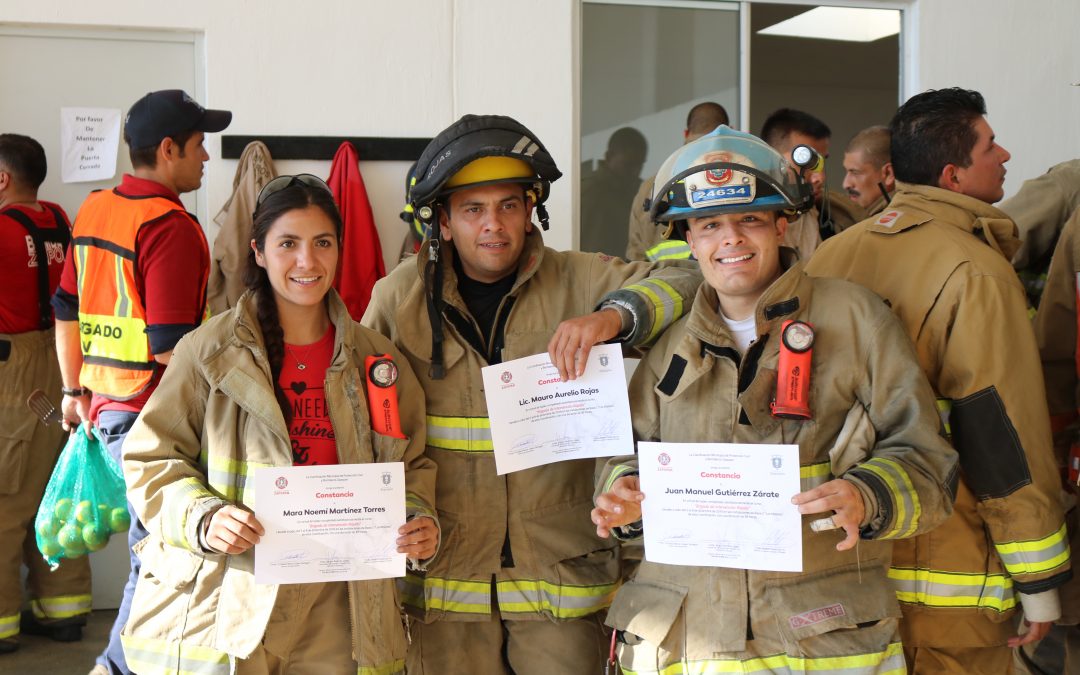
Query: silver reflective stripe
[
  {"left": 121, "top": 636, "right": 232, "bottom": 675},
  {"left": 31, "top": 594, "right": 92, "bottom": 619},
  {"left": 512, "top": 136, "right": 531, "bottom": 154},
  {"left": 0, "top": 613, "right": 17, "bottom": 639},
  {"left": 888, "top": 567, "right": 1016, "bottom": 612},
  {"left": 496, "top": 579, "right": 616, "bottom": 618},
  {"left": 619, "top": 640, "right": 905, "bottom": 674},
  {"left": 426, "top": 416, "right": 494, "bottom": 453},
  {"left": 399, "top": 574, "right": 492, "bottom": 615}
]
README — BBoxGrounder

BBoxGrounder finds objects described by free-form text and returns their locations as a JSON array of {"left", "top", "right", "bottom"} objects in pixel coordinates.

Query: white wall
[
  {"left": 5, "top": 0, "right": 1079, "bottom": 257},
  {"left": 1, "top": 0, "right": 579, "bottom": 262},
  {"left": 914, "top": 0, "right": 1080, "bottom": 200}
]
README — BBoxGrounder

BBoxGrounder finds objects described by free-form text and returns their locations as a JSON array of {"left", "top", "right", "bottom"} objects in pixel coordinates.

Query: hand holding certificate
[
  {"left": 253, "top": 463, "right": 406, "bottom": 584},
  {"left": 481, "top": 343, "right": 633, "bottom": 475},
  {"left": 637, "top": 442, "right": 803, "bottom": 572}
]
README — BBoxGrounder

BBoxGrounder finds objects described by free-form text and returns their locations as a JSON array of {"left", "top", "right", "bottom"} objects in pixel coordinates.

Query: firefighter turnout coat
[
  {"left": 362, "top": 229, "right": 700, "bottom": 624},
  {"left": 806, "top": 182, "right": 1071, "bottom": 647},
  {"left": 1033, "top": 206, "right": 1080, "bottom": 625},
  {"left": 119, "top": 290, "right": 436, "bottom": 674},
  {"left": 599, "top": 255, "right": 958, "bottom": 674}
]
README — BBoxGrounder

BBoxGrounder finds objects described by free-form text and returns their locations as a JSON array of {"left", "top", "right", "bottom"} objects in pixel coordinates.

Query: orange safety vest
[{"left": 72, "top": 189, "right": 208, "bottom": 400}]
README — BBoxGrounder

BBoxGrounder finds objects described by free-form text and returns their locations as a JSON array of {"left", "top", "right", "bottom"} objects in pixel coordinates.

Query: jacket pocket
[
  {"left": 371, "top": 431, "right": 409, "bottom": 463},
  {"left": 134, "top": 535, "right": 208, "bottom": 590},
  {"left": 606, "top": 577, "right": 688, "bottom": 646},
  {"left": 521, "top": 497, "right": 615, "bottom": 569},
  {"left": 764, "top": 562, "right": 901, "bottom": 644}
]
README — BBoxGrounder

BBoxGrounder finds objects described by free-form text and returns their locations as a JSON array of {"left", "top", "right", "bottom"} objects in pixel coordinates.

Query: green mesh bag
[{"left": 35, "top": 427, "right": 128, "bottom": 567}]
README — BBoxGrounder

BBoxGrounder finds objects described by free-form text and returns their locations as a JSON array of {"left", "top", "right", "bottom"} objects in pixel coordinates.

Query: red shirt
[
  {"left": 54, "top": 175, "right": 210, "bottom": 417},
  {"left": 0, "top": 202, "right": 70, "bottom": 333},
  {"left": 280, "top": 327, "right": 339, "bottom": 466}
]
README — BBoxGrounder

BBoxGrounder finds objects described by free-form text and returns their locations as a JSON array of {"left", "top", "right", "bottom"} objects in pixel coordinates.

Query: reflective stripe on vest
[
  {"left": 889, "top": 567, "right": 1016, "bottom": 612},
  {"left": 426, "top": 415, "right": 493, "bottom": 453},
  {"left": 935, "top": 398, "right": 952, "bottom": 436},
  {"left": 624, "top": 278, "right": 684, "bottom": 343},
  {"left": 121, "top": 634, "right": 231, "bottom": 675},
  {"left": 398, "top": 574, "right": 614, "bottom": 619},
  {"left": 855, "top": 458, "right": 922, "bottom": 539},
  {"left": 994, "top": 523, "right": 1071, "bottom": 577},
  {"left": 73, "top": 189, "right": 207, "bottom": 400},
  {"left": 30, "top": 593, "right": 92, "bottom": 620},
  {"left": 645, "top": 240, "right": 693, "bottom": 262},
  {"left": 618, "top": 640, "right": 905, "bottom": 675}
]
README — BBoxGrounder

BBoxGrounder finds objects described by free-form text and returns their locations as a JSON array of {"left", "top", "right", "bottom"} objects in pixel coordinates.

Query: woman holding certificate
[{"left": 116, "top": 175, "right": 438, "bottom": 674}]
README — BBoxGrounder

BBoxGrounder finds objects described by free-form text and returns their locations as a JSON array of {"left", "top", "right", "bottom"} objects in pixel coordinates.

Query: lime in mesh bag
[{"left": 35, "top": 427, "right": 128, "bottom": 567}]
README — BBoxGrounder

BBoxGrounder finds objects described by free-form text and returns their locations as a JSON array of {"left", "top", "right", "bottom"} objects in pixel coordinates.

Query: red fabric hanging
[{"left": 327, "top": 141, "right": 386, "bottom": 319}]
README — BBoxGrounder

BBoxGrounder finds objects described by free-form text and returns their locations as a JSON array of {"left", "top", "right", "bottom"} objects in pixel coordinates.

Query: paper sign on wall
[{"left": 60, "top": 107, "right": 121, "bottom": 183}]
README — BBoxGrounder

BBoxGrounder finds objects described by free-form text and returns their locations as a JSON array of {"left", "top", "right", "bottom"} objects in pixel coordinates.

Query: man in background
[
  {"left": 625, "top": 101, "right": 729, "bottom": 261},
  {"left": 51, "top": 90, "right": 231, "bottom": 675},
  {"left": 842, "top": 125, "right": 894, "bottom": 216},
  {"left": 0, "top": 133, "right": 91, "bottom": 655},
  {"left": 761, "top": 107, "right": 864, "bottom": 258}
]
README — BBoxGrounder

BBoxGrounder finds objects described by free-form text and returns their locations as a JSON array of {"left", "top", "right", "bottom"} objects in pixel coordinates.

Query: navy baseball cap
[{"left": 124, "top": 89, "right": 232, "bottom": 148}]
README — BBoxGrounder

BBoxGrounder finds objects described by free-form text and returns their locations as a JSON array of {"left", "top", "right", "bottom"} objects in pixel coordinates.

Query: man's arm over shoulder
[{"left": 361, "top": 261, "right": 417, "bottom": 340}]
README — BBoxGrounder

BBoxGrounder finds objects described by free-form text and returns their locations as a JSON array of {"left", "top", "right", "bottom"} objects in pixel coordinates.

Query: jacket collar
[
  {"left": 685, "top": 247, "right": 809, "bottom": 351},
  {"left": 229, "top": 288, "right": 356, "bottom": 374},
  {"left": 869, "top": 182, "right": 1020, "bottom": 261}
]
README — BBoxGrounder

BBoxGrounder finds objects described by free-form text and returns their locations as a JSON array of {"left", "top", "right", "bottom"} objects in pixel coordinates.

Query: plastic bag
[{"left": 35, "top": 427, "right": 128, "bottom": 566}]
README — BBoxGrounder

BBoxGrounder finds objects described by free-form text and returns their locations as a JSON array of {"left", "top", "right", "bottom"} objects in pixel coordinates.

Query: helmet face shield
[{"left": 651, "top": 126, "right": 812, "bottom": 223}]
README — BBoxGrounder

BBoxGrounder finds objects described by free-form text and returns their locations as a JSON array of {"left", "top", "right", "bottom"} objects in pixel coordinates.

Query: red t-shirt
[
  {"left": 0, "top": 202, "right": 70, "bottom": 333},
  {"left": 280, "top": 327, "right": 339, "bottom": 466},
  {"left": 54, "top": 175, "right": 210, "bottom": 418}
]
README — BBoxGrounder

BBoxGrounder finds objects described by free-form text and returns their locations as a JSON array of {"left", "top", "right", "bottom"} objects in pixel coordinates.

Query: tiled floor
[{"left": 0, "top": 609, "right": 114, "bottom": 674}]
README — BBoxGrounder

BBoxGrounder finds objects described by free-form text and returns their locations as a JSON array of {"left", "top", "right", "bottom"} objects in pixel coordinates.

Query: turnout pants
[{"left": 0, "top": 330, "right": 92, "bottom": 644}]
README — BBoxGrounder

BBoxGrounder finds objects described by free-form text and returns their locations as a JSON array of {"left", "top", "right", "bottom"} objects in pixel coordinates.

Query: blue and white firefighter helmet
[{"left": 649, "top": 125, "right": 813, "bottom": 224}]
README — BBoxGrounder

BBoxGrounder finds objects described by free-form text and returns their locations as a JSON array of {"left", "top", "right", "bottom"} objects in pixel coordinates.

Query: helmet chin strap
[{"left": 535, "top": 202, "right": 551, "bottom": 230}]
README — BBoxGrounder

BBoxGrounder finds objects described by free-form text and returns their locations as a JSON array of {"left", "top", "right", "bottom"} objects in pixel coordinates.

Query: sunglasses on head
[{"left": 256, "top": 173, "right": 333, "bottom": 205}]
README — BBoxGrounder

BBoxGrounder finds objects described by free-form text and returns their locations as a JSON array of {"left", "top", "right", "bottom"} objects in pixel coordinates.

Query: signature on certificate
[{"left": 274, "top": 549, "right": 309, "bottom": 564}]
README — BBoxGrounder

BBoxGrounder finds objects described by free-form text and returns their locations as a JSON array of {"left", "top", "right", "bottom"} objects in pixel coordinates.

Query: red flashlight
[
  {"left": 365, "top": 354, "right": 406, "bottom": 439},
  {"left": 771, "top": 320, "right": 814, "bottom": 420}
]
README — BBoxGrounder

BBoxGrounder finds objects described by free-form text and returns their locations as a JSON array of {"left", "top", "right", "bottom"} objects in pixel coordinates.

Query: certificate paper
[
  {"left": 482, "top": 344, "right": 633, "bottom": 475},
  {"left": 253, "top": 463, "right": 405, "bottom": 584},
  {"left": 638, "top": 442, "right": 802, "bottom": 572}
]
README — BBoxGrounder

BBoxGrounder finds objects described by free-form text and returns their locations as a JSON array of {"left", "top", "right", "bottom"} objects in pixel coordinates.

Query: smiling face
[
  {"left": 949, "top": 116, "right": 1011, "bottom": 204},
  {"left": 686, "top": 209, "right": 787, "bottom": 320},
  {"left": 439, "top": 182, "right": 534, "bottom": 283},
  {"left": 252, "top": 204, "right": 340, "bottom": 319}
]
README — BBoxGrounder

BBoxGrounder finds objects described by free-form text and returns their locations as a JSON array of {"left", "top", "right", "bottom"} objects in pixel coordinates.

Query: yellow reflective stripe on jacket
[
  {"left": 603, "top": 463, "right": 638, "bottom": 493},
  {"left": 405, "top": 491, "right": 434, "bottom": 517},
  {"left": 889, "top": 567, "right": 1016, "bottom": 612},
  {"left": 625, "top": 278, "right": 684, "bottom": 342},
  {"left": 856, "top": 458, "right": 921, "bottom": 539},
  {"left": 994, "top": 523, "right": 1071, "bottom": 577},
  {"left": 30, "top": 594, "right": 92, "bottom": 620},
  {"left": 496, "top": 578, "right": 616, "bottom": 619},
  {"left": 77, "top": 314, "right": 152, "bottom": 364},
  {"left": 620, "top": 640, "right": 905, "bottom": 674},
  {"left": 800, "top": 461, "right": 832, "bottom": 490},
  {"left": 121, "top": 634, "right": 231, "bottom": 675},
  {"left": 358, "top": 659, "right": 405, "bottom": 675},
  {"left": 161, "top": 476, "right": 218, "bottom": 549},
  {"left": 398, "top": 574, "right": 492, "bottom": 615},
  {"left": 645, "top": 240, "right": 692, "bottom": 262},
  {"left": 204, "top": 454, "right": 272, "bottom": 504},
  {"left": 935, "top": 398, "right": 952, "bottom": 436},
  {"left": 0, "top": 613, "right": 17, "bottom": 639},
  {"left": 426, "top": 415, "right": 493, "bottom": 453}
]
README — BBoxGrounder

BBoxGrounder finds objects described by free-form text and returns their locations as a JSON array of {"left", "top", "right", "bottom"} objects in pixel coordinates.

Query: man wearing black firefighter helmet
[{"left": 362, "top": 113, "right": 702, "bottom": 674}]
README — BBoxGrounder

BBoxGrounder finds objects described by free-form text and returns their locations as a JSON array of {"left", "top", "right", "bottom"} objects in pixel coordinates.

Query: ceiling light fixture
[{"left": 758, "top": 6, "right": 900, "bottom": 43}]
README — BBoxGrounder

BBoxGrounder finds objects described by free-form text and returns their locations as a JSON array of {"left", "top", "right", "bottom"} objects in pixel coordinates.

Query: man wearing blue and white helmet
[{"left": 593, "top": 126, "right": 959, "bottom": 675}]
